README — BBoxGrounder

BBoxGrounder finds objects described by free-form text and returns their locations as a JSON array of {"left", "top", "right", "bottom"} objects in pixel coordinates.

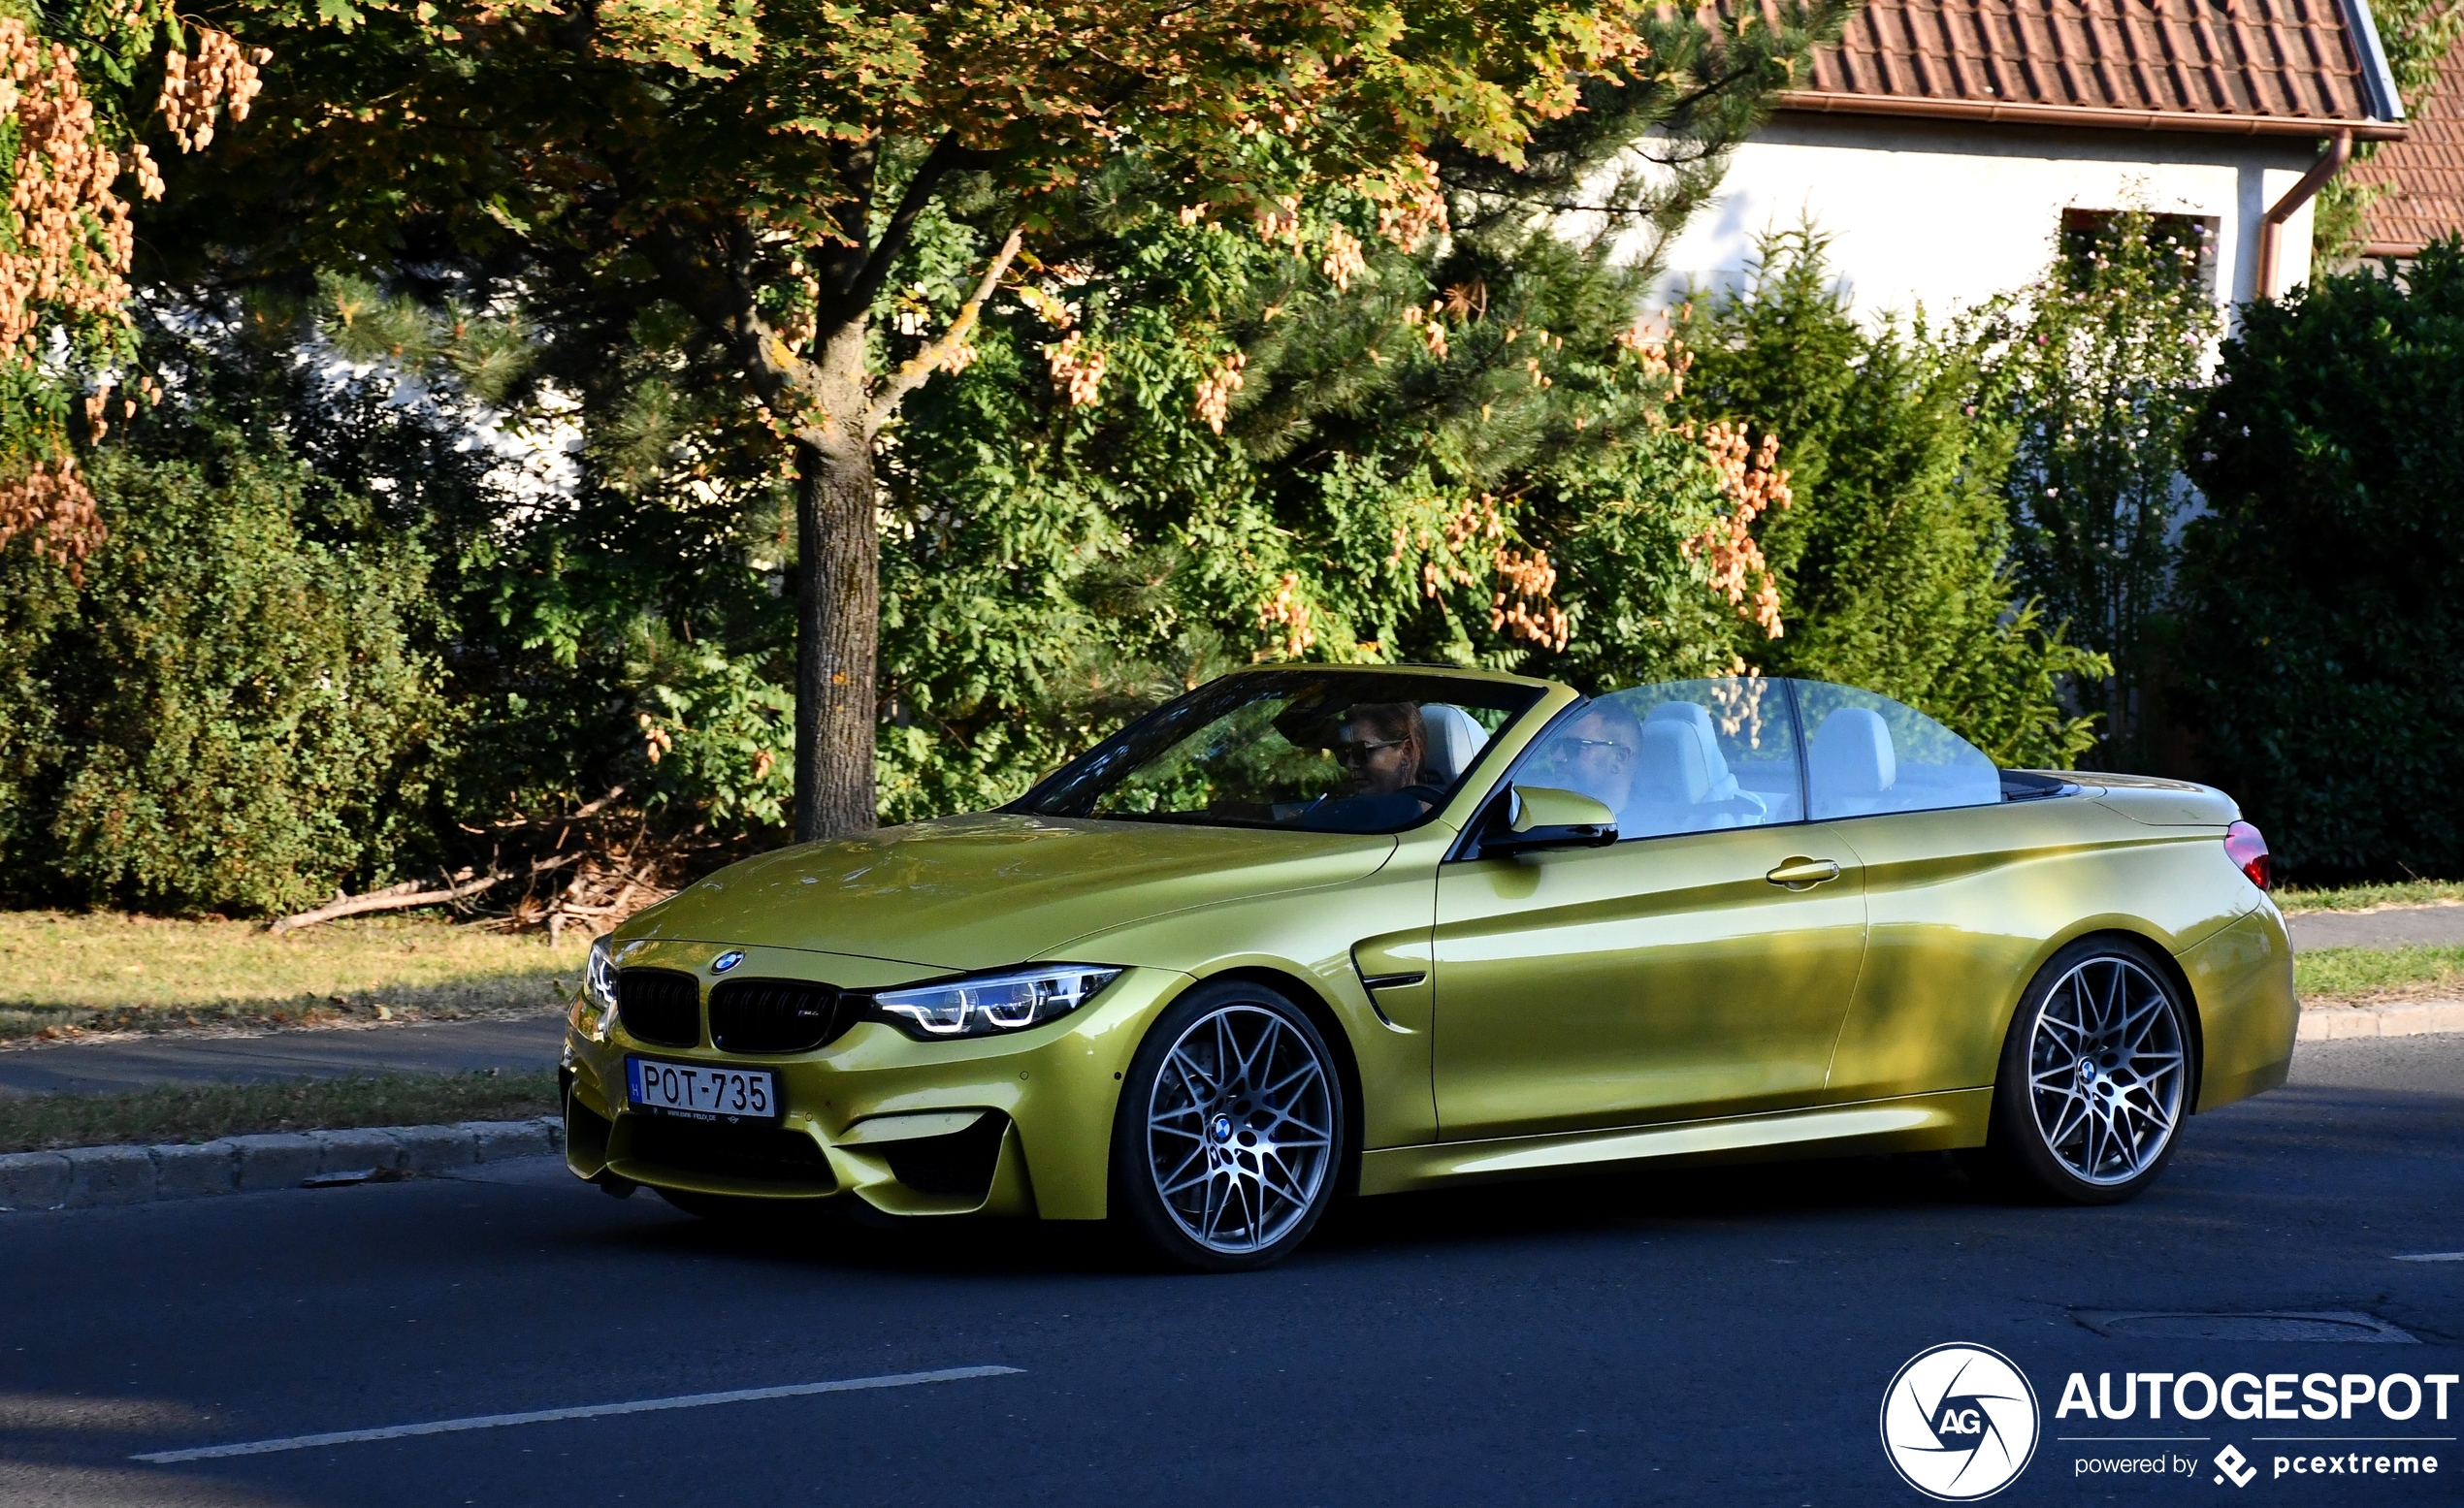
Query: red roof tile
[
  {"left": 1758, "top": 0, "right": 2407, "bottom": 138},
  {"left": 2350, "top": 45, "right": 2463, "bottom": 250}
]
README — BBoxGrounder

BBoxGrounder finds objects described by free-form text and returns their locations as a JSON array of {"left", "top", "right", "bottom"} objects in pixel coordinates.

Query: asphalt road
[
  {"left": 2, "top": 1036, "right": 2457, "bottom": 1508},
  {"left": 0, "top": 1017, "right": 567, "bottom": 1098}
]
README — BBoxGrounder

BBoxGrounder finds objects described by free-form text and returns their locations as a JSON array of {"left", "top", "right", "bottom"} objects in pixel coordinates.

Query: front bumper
[{"left": 563, "top": 945, "right": 1184, "bottom": 1220}]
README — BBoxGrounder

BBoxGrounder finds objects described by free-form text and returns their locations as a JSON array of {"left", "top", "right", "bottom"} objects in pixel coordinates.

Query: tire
[
  {"left": 1112, "top": 979, "right": 1346, "bottom": 1272},
  {"left": 1973, "top": 936, "right": 2197, "bottom": 1204}
]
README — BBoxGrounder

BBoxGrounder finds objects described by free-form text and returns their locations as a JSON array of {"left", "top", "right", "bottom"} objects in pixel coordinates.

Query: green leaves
[
  {"left": 1679, "top": 228, "right": 2108, "bottom": 768},
  {"left": 2176, "top": 239, "right": 2464, "bottom": 880},
  {"left": 124, "top": 0, "right": 1875, "bottom": 850},
  {"left": 1994, "top": 209, "right": 2218, "bottom": 768},
  {"left": 4, "top": 433, "right": 447, "bottom": 915}
]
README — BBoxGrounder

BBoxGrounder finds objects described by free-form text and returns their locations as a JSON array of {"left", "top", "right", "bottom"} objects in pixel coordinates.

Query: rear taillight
[{"left": 2224, "top": 820, "right": 2271, "bottom": 891}]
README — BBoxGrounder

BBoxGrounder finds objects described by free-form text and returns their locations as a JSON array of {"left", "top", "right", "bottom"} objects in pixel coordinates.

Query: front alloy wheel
[
  {"left": 1115, "top": 981, "right": 1344, "bottom": 1270},
  {"left": 1976, "top": 938, "right": 2193, "bottom": 1203}
]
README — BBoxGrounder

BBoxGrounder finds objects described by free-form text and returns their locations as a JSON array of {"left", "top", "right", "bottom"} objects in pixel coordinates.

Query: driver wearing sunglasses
[{"left": 1532, "top": 700, "right": 1643, "bottom": 820}]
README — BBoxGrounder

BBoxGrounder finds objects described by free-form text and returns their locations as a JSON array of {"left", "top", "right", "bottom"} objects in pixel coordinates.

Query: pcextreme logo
[
  {"left": 2215, "top": 1445, "right": 2258, "bottom": 1487},
  {"left": 1881, "top": 1343, "right": 2043, "bottom": 1500}
]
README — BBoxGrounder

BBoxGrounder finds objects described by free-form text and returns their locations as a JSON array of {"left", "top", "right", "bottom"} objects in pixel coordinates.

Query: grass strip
[
  {"left": 2294, "top": 944, "right": 2464, "bottom": 1007},
  {"left": 0, "top": 910, "right": 586, "bottom": 1043},
  {"left": 2276, "top": 880, "right": 2464, "bottom": 914},
  {"left": 0, "top": 1070, "right": 561, "bottom": 1155}
]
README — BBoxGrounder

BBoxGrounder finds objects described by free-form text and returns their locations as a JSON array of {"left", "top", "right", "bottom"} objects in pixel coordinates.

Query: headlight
[
  {"left": 583, "top": 936, "right": 619, "bottom": 1042},
  {"left": 871, "top": 964, "right": 1122, "bottom": 1041}
]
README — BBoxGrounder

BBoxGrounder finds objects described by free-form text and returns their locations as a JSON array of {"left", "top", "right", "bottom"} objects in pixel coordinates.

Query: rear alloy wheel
[
  {"left": 1114, "top": 981, "right": 1344, "bottom": 1271},
  {"left": 1976, "top": 938, "right": 2194, "bottom": 1203}
]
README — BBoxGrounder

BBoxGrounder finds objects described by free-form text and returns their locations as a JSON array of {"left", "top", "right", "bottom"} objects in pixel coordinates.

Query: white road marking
[
  {"left": 2392, "top": 1251, "right": 2464, "bottom": 1262},
  {"left": 132, "top": 1364, "right": 1022, "bottom": 1464}
]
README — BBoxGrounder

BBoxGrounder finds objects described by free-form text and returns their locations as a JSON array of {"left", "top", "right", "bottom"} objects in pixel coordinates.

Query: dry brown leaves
[
  {"left": 1256, "top": 571, "right": 1317, "bottom": 658},
  {"left": 1045, "top": 330, "right": 1107, "bottom": 406},
  {"left": 1492, "top": 545, "right": 1568, "bottom": 651},
  {"left": 1194, "top": 351, "right": 1247, "bottom": 433},
  {"left": 0, "top": 18, "right": 136, "bottom": 363},
  {"left": 490, "top": 804, "right": 735, "bottom": 941},
  {"left": 1689, "top": 422, "right": 1791, "bottom": 639},
  {"left": 0, "top": 457, "right": 102, "bottom": 581},
  {"left": 511, "top": 834, "right": 684, "bottom": 943},
  {"left": 156, "top": 27, "right": 269, "bottom": 153},
  {"left": 1614, "top": 315, "right": 1694, "bottom": 395},
  {"left": 0, "top": 21, "right": 260, "bottom": 581},
  {"left": 1319, "top": 225, "right": 1366, "bottom": 292}
]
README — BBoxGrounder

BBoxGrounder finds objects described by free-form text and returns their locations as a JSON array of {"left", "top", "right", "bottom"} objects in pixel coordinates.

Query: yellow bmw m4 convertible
[{"left": 562, "top": 666, "right": 2293, "bottom": 1270}]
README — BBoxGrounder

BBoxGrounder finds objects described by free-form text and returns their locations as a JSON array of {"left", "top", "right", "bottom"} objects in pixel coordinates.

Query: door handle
[{"left": 1766, "top": 856, "right": 1842, "bottom": 889}]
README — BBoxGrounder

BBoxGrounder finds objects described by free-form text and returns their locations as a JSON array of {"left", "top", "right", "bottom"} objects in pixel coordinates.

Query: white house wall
[{"left": 1638, "top": 114, "right": 2328, "bottom": 322}]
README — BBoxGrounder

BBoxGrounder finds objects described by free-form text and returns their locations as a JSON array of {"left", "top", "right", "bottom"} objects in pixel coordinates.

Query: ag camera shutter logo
[{"left": 1880, "top": 1343, "right": 2041, "bottom": 1499}]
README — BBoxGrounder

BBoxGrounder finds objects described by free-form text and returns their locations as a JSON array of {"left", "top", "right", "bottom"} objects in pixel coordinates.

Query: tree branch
[
  {"left": 863, "top": 222, "right": 1024, "bottom": 435},
  {"left": 640, "top": 217, "right": 830, "bottom": 435},
  {"left": 268, "top": 852, "right": 585, "bottom": 935},
  {"left": 834, "top": 131, "right": 983, "bottom": 323}
]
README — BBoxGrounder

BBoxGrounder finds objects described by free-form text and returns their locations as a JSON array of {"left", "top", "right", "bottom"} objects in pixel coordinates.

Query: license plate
[{"left": 625, "top": 1058, "right": 779, "bottom": 1123}]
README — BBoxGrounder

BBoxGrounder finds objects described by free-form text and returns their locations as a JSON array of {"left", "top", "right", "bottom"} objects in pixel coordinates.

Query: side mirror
[{"left": 1478, "top": 785, "right": 1617, "bottom": 856}]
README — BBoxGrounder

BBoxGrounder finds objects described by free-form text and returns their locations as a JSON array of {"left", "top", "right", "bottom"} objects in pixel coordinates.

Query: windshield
[{"left": 1014, "top": 671, "right": 1548, "bottom": 834}]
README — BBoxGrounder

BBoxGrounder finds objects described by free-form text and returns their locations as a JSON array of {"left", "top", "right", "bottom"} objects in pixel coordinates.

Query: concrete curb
[
  {"left": 2298, "top": 1000, "right": 2464, "bottom": 1042},
  {"left": 0, "top": 1116, "right": 564, "bottom": 1214}
]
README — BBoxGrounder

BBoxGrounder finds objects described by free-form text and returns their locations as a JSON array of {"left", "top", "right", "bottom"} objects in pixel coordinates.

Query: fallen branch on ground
[{"left": 268, "top": 852, "right": 583, "bottom": 935}]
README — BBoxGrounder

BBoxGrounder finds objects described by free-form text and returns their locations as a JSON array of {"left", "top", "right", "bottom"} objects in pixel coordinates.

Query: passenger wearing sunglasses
[{"left": 1298, "top": 702, "right": 1441, "bottom": 832}]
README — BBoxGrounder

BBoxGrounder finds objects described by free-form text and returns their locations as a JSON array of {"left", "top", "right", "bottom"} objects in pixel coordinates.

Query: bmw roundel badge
[{"left": 710, "top": 951, "right": 745, "bottom": 975}]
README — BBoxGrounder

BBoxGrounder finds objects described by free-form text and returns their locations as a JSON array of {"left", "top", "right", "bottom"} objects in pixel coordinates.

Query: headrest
[
  {"left": 1644, "top": 701, "right": 1737, "bottom": 797},
  {"left": 1631, "top": 719, "right": 1713, "bottom": 805},
  {"left": 1419, "top": 703, "right": 1487, "bottom": 785},
  {"left": 1811, "top": 706, "right": 1896, "bottom": 798}
]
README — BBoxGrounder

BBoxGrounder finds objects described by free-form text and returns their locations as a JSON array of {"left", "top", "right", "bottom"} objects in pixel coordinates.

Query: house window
[{"left": 2059, "top": 209, "right": 2219, "bottom": 298}]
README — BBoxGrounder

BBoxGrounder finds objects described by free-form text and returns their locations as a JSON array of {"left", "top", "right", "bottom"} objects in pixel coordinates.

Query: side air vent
[
  {"left": 881, "top": 1113, "right": 1008, "bottom": 1200},
  {"left": 616, "top": 969, "right": 700, "bottom": 1047},
  {"left": 709, "top": 978, "right": 851, "bottom": 1054}
]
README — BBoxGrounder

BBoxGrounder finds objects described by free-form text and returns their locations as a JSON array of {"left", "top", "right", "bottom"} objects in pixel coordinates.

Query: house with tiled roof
[
  {"left": 2347, "top": 40, "right": 2462, "bottom": 256},
  {"left": 1654, "top": 0, "right": 2411, "bottom": 314}
]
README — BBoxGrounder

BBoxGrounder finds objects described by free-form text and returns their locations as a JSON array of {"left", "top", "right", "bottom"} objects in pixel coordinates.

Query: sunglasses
[{"left": 1331, "top": 738, "right": 1409, "bottom": 766}]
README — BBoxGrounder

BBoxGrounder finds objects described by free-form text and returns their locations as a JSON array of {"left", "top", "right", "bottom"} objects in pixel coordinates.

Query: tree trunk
[{"left": 792, "top": 321, "right": 881, "bottom": 843}]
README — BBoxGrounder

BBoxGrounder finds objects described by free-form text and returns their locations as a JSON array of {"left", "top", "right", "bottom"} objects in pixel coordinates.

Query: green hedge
[
  {"left": 2176, "top": 240, "right": 2464, "bottom": 881},
  {"left": 0, "top": 430, "right": 445, "bottom": 915}
]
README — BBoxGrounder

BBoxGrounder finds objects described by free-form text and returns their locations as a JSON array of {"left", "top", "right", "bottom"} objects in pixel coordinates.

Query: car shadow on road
[
  {"left": 580, "top": 1149, "right": 2006, "bottom": 1279},
  {"left": 1313, "top": 1150, "right": 1995, "bottom": 1255}
]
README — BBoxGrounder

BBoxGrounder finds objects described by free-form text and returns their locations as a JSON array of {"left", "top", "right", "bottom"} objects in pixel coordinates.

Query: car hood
[{"left": 617, "top": 812, "right": 1400, "bottom": 971}]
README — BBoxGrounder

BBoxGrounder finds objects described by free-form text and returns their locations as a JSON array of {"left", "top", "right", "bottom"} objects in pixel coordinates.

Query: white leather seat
[
  {"left": 1612, "top": 720, "right": 1716, "bottom": 837},
  {"left": 1419, "top": 703, "right": 1488, "bottom": 786},
  {"left": 1644, "top": 702, "right": 1740, "bottom": 802},
  {"left": 1631, "top": 720, "right": 1712, "bottom": 804},
  {"left": 1642, "top": 700, "right": 1768, "bottom": 827},
  {"left": 1810, "top": 706, "right": 1897, "bottom": 816}
]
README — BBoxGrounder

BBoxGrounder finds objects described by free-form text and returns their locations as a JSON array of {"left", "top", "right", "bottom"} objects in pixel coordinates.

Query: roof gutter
[
  {"left": 2253, "top": 129, "right": 2353, "bottom": 300},
  {"left": 2336, "top": 0, "right": 2407, "bottom": 123},
  {"left": 1773, "top": 90, "right": 2408, "bottom": 142}
]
